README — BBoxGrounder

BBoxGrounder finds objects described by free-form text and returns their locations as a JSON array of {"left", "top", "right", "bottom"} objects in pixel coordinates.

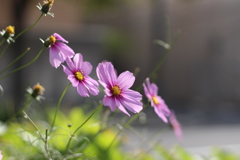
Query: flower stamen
[
  {"left": 152, "top": 96, "right": 159, "bottom": 105},
  {"left": 111, "top": 85, "right": 121, "bottom": 96},
  {"left": 75, "top": 71, "right": 84, "bottom": 81},
  {"left": 5, "top": 26, "right": 15, "bottom": 35},
  {"left": 49, "top": 35, "right": 56, "bottom": 44}
]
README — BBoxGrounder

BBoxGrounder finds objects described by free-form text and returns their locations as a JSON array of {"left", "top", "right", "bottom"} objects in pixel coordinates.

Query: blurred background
[{"left": 1, "top": 0, "right": 240, "bottom": 156}]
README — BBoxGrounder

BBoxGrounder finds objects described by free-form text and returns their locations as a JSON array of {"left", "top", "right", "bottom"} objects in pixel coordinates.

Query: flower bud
[{"left": 32, "top": 83, "right": 45, "bottom": 98}]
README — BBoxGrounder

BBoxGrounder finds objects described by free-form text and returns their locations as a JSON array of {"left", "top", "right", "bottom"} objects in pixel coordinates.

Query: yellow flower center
[
  {"left": 111, "top": 86, "right": 121, "bottom": 96},
  {"left": 44, "top": 0, "right": 54, "bottom": 6},
  {"left": 152, "top": 96, "right": 159, "bottom": 105},
  {"left": 5, "top": 25, "right": 15, "bottom": 34},
  {"left": 49, "top": 35, "right": 56, "bottom": 44},
  {"left": 75, "top": 71, "right": 84, "bottom": 81},
  {"left": 33, "top": 83, "right": 45, "bottom": 96}
]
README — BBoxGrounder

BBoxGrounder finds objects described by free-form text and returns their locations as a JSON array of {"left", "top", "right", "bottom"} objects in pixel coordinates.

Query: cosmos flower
[
  {"left": 37, "top": 0, "right": 54, "bottom": 17},
  {"left": 0, "top": 151, "right": 2, "bottom": 160},
  {"left": 169, "top": 110, "right": 182, "bottom": 140},
  {"left": 143, "top": 78, "right": 170, "bottom": 123},
  {"left": 96, "top": 62, "right": 143, "bottom": 116},
  {"left": 62, "top": 53, "right": 99, "bottom": 97},
  {"left": 41, "top": 33, "right": 75, "bottom": 68},
  {"left": 0, "top": 25, "right": 15, "bottom": 43}
]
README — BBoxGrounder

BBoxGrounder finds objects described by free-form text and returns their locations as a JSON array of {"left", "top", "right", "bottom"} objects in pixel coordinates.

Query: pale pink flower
[
  {"left": 0, "top": 151, "right": 2, "bottom": 160},
  {"left": 62, "top": 53, "right": 99, "bottom": 97},
  {"left": 43, "top": 33, "right": 75, "bottom": 68},
  {"left": 96, "top": 62, "right": 143, "bottom": 116},
  {"left": 169, "top": 110, "right": 182, "bottom": 140},
  {"left": 143, "top": 78, "right": 170, "bottom": 122}
]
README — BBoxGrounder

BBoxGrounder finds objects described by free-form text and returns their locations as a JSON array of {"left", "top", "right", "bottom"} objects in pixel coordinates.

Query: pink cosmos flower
[
  {"left": 96, "top": 62, "right": 143, "bottom": 116},
  {"left": 143, "top": 78, "right": 170, "bottom": 123},
  {"left": 169, "top": 110, "right": 182, "bottom": 140},
  {"left": 62, "top": 53, "right": 99, "bottom": 97},
  {"left": 0, "top": 151, "right": 2, "bottom": 160},
  {"left": 45, "top": 33, "right": 75, "bottom": 68}
]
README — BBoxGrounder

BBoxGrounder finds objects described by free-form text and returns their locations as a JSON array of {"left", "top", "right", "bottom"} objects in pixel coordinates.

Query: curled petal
[{"left": 53, "top": 33, "right": 69, "bottom": 43}]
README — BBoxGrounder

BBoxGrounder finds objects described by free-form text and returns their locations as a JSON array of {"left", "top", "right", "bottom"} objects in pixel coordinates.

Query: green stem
[
  {"left": 7, "top": 96, "right": 33, "bottom": 122},
  {"left": 65, "top": 104, "right": 103, "bottom": 151},
  {"left": 0, "top": 47, "right": 44, "bottom": 80},
  {"left": 149, "top": 31, "right": 180, "bottom": 80},
  {"left": 0, "top": 14, "right": 43, "bottom": 59},
  {"left": 0, "top": 43, "right": 10, "bottom": 59},
  {"left": 0, "top": 48, "right": 30, "bottom": 76},
  {"left": 23, "top": 111, "right": 45, "bottom": 141},
  {"left": 50, "top": 82, "right": 71, "bottom": 133},
  {"left": 14, "top": 13, "right": 44, "bottom": 40},
  {"left": 0, "top": 39, "right": 5, "bottom": 46},
  {"left": 106, "top": 112, "right": 140, "bottom": 151}
]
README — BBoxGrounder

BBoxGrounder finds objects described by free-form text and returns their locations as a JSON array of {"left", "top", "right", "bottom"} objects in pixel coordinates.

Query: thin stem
[
  {"left": 50, "top": 82, "right": 71, "bottom": 133},
  {"left": 149, "top": 32, "right": 180, "bottom": 80},
  {"left": 14, "top": 13, "right": 44, "bottom": 40},
  {"left": 0, "top": 47, "right": 44, "bottom": 80},
  {"left": 0, "top": 39, "right": 5, "bottom": 46},
  {"left": 0, "top": 43, "right": 10, "bottom": 59},
  {"left": 65, "top": 104, "right": 103, "bottom": 151},
  {"left": 0, "top": 14, "right": 43, "bottom": 59},
  {"left": 23, "top": 111, "right": 45, "bottom": 141},
  {"left": 7, "top": 96, "right": 33, "bottom": 122},
  {"left": 0, "top": 48, "right": 30, "bottom": 76},
  {"left": 106, "top": 112, "right": 140, "bottom": 151}
]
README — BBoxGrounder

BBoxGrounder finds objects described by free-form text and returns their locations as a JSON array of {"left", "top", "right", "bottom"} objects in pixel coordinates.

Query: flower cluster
[{"left": 41, "top": 32, "right": 181, "bottom": 138}]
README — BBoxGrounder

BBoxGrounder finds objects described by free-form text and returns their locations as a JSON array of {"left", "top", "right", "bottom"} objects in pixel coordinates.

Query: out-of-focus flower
[
  {"left": 143, "top": 78, "right": 170, "bottom": 123},
  {"left": 169, "top": 110, "right": 182, "bottom": 140},
  {"left": 41, "top": 33, "right": 75, "bottom": 68},
  {"left": 37, "top": 0, "right": 54, "bottom": 17},
  {"left": 96, "top": 62, "right": 143, "bottom": 116},
  {"left": 26, "top": 83, "right": 45, "bottom": 102},
  {"left": 62, "top": 53, "right": 99, "bottom": 97},
  {"left": 0, "top": 25, "right": 15, "bottom": 43},
  {"left": 0, "top": 150, "right": 2, "bottom": 160}
]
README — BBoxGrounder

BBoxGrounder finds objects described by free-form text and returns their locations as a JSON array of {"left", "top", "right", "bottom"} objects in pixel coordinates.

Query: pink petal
[
  {"left": 62, "top": 65, "right": 72, "bottom": 75},
  {"left": 103, "top": 96, "right": 117, "bottom": 111},
  {"left": 120, "top": 95, "right": 143, "bottom": 113},
  {"left": 116, "top": 99, "right": 130, "bottom": 116},
  {"left": 117, "top": 71, "right": 135, "bottom": 89},
  {"left": 143, "top": 83, "right": 152, "bottom": 100},
  {"left": 65, "top": 57, "right": 75, "bottom": 72},
  {"left": 82, "top": 62, "right": 92, "bottom": 75},
  {"left": 151, "top": 83, "right": 159, "bottom": 96},
  {"left": 77, "top": 83, "right": 89, "bottom": 97},
  {"left": 53, "top": 33, "right": 69, "bottom": 43},
  {"left": 68, "top": 75, "right": 79, "bottom": 87},
  {"left": 73, "top": 53, "right": 83, "bottom": 69},
  {"left": 55, "top": 43, "right": 74, "bottom": 60},
  {"left": 84, "top": 77, "right": 99, "bottom": 96},
  {"left": 154, "top": 106, "right": 168, "bottom": 123},
  {"left": 122, "top": 89, "right": 142, "bottom": 100},
  {"left": 49, "top": 46, "right": 64, "bottom": 68},
  {"left": 96, "top": 62, "right": 117, "bottom": 87}
]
